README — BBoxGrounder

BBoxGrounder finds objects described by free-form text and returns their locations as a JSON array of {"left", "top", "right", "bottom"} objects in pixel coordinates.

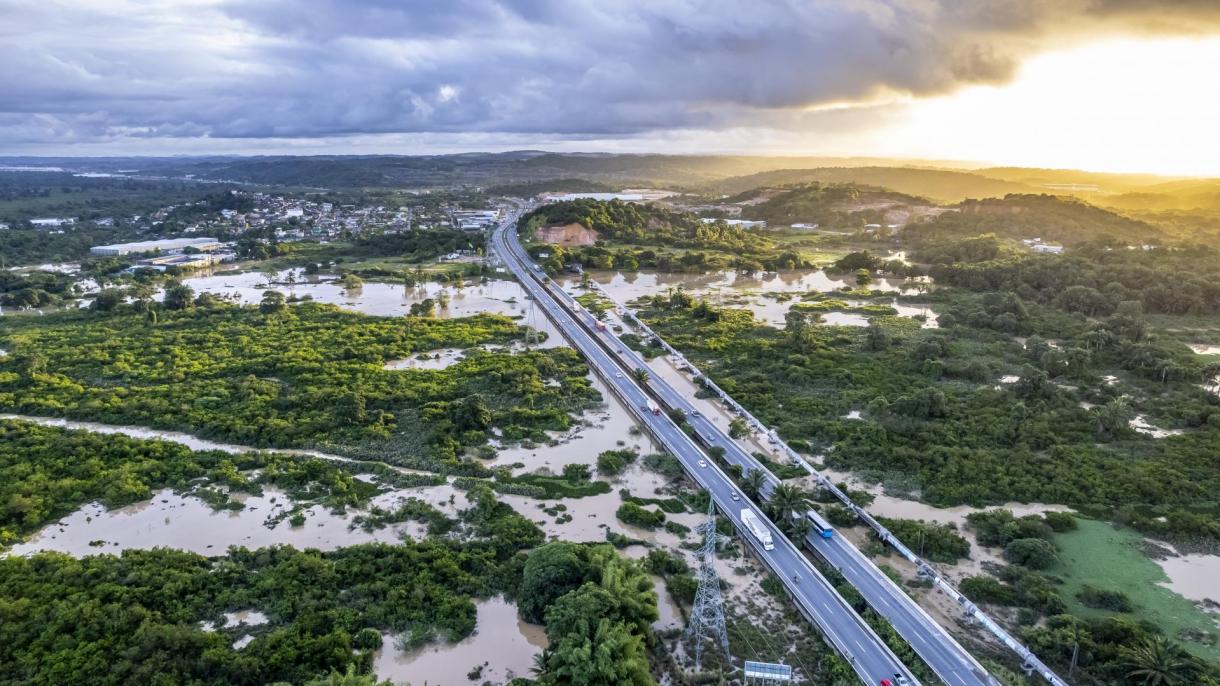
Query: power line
[{"left": 684, "top": 498, "right": 730, "bottom": 670}]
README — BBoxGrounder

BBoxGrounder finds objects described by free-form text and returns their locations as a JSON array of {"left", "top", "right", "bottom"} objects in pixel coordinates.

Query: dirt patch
[{"left": 535, "top": 222, "right": 599, "bottom": 247}]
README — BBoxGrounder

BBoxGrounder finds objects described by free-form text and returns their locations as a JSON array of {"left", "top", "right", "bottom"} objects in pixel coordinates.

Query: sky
[{"left": 3, "top": 0, "right": 1220, "bottom": 175}]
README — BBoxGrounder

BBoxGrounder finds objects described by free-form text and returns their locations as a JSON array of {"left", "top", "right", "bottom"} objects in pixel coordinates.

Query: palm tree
[
  {"left": 631, "top": 368, "right": 650, "bottom": 385},
  {"left": 1120, "top": 635, "right": 1202, "bottom": 686},
  {"left": 742, "top": 468, "right": 767, "bottom": 500},
  {"left": 768, "top": 482, "right": 810, "bottom": 530}
]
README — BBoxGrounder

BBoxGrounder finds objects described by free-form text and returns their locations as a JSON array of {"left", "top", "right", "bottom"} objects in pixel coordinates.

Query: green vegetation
[
  {"left": 520, "top": 542, "right": 658, "bottom": 685},
  {"left": 521, "top": 199, "right": 810, "bottom": 273},
  {"left": 0, "top": 302, "right": 598, "bottom": 474},
  {"left": 596, "top": 448, "right": 639, "bottom": 475},
  {"left": 739, "top": 182, "right": 929, "bottom": 228},
  {"left": 1053, "top": 519, "right": 1219, "bottom": 662},
  {"left": 633, "top": 282, "right": 1220, "bottom": 550},
  {"left": 875, "top": 517, "right": 970, "bottom": 564},
  {"left": 616, "top": 502, "right": 667, "bottom": 530},
  {"left": 906, "top": 194, "right": 1161, "bottom": 246},
  {"left": 0, "top": 480, "right": 543, "bottom": 686},
  {"left": 0, "top": 418, "right": 444, "bottom": 547}
]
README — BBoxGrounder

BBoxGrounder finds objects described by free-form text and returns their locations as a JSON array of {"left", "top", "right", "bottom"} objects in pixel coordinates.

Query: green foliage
[
  {"left": 1004, "top": 537, "right": 1060, "bottom": 569},
  {"left": 0, "top": 303, "right": 597, "bottom": 474},
  {"left": 596, "top": 449, "right": 638, "bottom": 476},
  {"left": 615, "top": 502, "right": 666, "bottom": 530},
  {"left": 1076, "top": 585, "right": 1134, "bottom": 613},
  {"left": 875, "top": 517, "right": 971, "bottom": 564},
  {"left": 0, "top": 542, "right": 508, "bottom": 686},
  {"left": 0, "top": 419, "right": 441, "bottom": 547}
]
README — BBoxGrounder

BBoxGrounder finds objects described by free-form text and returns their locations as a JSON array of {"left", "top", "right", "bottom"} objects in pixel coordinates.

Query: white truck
[{"left": 741, "top": 509, "right": 774, "bottom": 550}]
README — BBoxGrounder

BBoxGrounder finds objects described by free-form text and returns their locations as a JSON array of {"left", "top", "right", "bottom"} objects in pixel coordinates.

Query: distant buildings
[
  {"left": 701, "top": 218, "right": 767, "bottom": 228},
  {"left": 790, "top": 223, "right": 819, "bottom": 230},
  {"left": 30, "top": 217, "right": 76, "bottom": 228},
  {"left": 90, "top": 237, "right": 223, "bottom": 256},
  {"left": 1022, "top": 238, "right": 1065, "bottom": 254}
]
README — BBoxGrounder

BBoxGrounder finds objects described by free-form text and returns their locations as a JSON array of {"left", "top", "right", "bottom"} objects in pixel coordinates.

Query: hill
[
  {"left": 904, "top": 194, "right": 1163, "bottom": 246},
  {"left": 735, "top": 182, "right": 946, "bottom": 228},
  {"left": 708, "top": 167, "right": 1037, "bottom": 203}
]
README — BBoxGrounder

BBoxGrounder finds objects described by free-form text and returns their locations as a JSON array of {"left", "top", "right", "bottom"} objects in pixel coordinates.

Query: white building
[
  {"left": 700, "top": 217, "right": 767, "bottom": 229},
  {"left": 1032, "top": 243, "right": 1064, "bottom": 254},
  {"left": 90, "top": 237, "right": 223, "bottom": 257},
  {"left": 790, "top": 223, "right": 819, "bottom": 230},
  {"left": 31, "top": 217, "right": 76, "bottom": 228}
]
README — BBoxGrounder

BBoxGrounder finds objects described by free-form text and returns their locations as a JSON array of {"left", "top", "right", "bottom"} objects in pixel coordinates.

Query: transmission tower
[{"left": 685, "top": 498, "right": 730, "bottom": 670}]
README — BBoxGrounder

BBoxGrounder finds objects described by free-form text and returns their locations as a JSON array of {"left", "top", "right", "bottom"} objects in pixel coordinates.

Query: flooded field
[
  {"left": 383, "top": 348, "right": 467, "bottom": 370},
  {"left": 8, "top": 486, "right": 417, "bottom": 556},
  {"left": 374, "top": 596, "right": 546, "bottom": 686},
  {"left": 181, "top": 268, "right": 568, "bottom": 348},
  {"left": 559, "top": 268, "right": 936, "bottom": 329},
  {"left": 1157, "top": 550, "right": 1220, "bottom": 608},
  {"left": 488, "top": 372, "right": 655, "bottom": 471}
]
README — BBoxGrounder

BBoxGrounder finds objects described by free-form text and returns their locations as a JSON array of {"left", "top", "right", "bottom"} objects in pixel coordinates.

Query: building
[
  {"left": 701, "top": 218, "right": 767, "bottom": 228},
  {"left": 90, "top": 237, "right": 223, "bottom": 257},
  {"left": 31, "top": 217, "right": 76, "bottom": 228},
  {"left": 1032, "top": 243, "right": 1064, "bottom": 254},
  {"left": 133, "top": 253, "right": 228, "bottom": 271},
  {"left": 790, "top": 223, "right": 819, "bottom": 230}
]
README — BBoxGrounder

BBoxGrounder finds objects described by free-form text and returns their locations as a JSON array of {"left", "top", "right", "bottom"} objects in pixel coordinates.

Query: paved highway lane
[{"left": 491, "top": 216, "right": 921, "bottom": 686}]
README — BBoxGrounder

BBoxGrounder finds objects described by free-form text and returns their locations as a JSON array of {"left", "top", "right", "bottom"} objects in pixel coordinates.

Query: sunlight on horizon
[{"left": 877, "top": 37, "right": 1220, "bottom": 176}]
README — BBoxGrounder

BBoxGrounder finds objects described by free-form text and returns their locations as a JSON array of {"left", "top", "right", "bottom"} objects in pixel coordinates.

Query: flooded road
[{"left": 374, "top": 596, "right": 546, "bottom": 686}]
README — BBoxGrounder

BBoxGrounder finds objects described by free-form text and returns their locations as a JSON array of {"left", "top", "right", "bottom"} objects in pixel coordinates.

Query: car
[
  {"left": 880, "top": 681, "right": 892, "bottom": 686},
  {"left": 893, "top": 676, "right": 910, "bottom": 686},
  {"left": 615, "top": 372, "right": 623, "bottom": 378},
  {"left": 617, "top": 348, "right": 624, "bottom": 353},
  {"left": 691, "top": 410, "right": 700, "bottom": 416},
  {"left": 730, "top": 492, "right": 740, "bottom": 501},
  {"left": 697, "top": 460, "right": 707, "bottom": 468}
]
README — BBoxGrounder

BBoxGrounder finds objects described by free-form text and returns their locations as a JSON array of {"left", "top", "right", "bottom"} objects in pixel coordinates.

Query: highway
[{"left": 491, "top": 214, "right": 920, "bottom": 686}]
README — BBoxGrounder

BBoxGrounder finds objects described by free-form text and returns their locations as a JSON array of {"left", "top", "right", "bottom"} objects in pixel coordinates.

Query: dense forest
[
  {"left": 905, "top": 194, "right": 1162, "bottom": 246},
  {"left": 0, "top": 300, "right": 598, "bottom": 474}
]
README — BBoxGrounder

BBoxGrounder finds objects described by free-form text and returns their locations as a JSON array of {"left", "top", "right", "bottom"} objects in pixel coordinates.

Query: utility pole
[{"left": 685, "top": 498, "right": 730, "bottom": 670}]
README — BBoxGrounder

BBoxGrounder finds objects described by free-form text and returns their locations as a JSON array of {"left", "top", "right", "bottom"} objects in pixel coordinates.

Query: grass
[{"left": 1053, "top": 518, "right": 1219, "bottom": 662}]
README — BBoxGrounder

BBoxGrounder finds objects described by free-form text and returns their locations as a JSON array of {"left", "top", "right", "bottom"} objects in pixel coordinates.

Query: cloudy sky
[{"left": 4, "top": 0, "right": 1220, "bottom": 174}]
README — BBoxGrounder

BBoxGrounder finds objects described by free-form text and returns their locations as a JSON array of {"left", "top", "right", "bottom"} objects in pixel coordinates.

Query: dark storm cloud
[{"left": 0, "top": 0, "right": 1218, "bottom": 148}]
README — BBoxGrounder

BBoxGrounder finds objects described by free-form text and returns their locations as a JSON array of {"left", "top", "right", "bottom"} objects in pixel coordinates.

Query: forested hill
[
  {"left": 739, "top": 182, "right": 933, "bottom": 226},
  {"left": 707, "top": 166, "right": 1037, "bottom": 203},
  {"left": 905, "top": 194, "right": 1163, "bottom": 246}
]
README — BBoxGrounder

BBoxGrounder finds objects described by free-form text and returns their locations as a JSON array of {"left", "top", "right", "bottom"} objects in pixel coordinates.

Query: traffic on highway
[{"left": 492, "top": 212, "right": 923, "bottom": 686}]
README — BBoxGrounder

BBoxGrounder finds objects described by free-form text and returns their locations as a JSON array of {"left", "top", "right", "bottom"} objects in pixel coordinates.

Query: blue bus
[{"left": 806, "top": 509, "right": 834, "bottom": 539}]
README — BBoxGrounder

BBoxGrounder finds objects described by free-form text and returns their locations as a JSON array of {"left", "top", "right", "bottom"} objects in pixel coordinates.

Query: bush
[
  {"left": 1042, "top": 511, "right": 1078, "bottom": 532},
  {"left": 1004, "top": 538, "right": 1059, "bottom": 569},
  {"left": 1076, "top": 585, "right": 1133, "bottom": 612},
  {"left": 353, "top": 628, "right": 382, "bottom": 651},
  {"left": 596, "top": 449, "right": 638, "bottom": 476},
  {"left": 616, "top": 502, "right": 666, "bottom": 530}
]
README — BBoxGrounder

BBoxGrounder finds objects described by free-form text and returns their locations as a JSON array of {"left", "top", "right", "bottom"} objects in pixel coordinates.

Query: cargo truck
[{"left": 741, "top": 509, "right": 774, "bottom": 550}]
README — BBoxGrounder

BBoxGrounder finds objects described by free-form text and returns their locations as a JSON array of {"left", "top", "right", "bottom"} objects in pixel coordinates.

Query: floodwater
[
  {"left": 652, "top": 575, "right": 683, "bottom": 629},
  {"left": 488, "top": 372, "right": 655, "bottom": 471},
  {"left": 180, "top": 268, "right": 567, "bottom": 348},
  {"left": 384, "top": 348, "right": 467, "bottom": 371},
  {"left": 560, "top": 270, "right": 936, "bottom": 329},
  {"left": 8, "top": 486, "right": 413, "bottom": 556},
  {"left": 1157, "top": 552, "right": 1220, "bottom": 607},
  {"left": 498, "top": 460, "right": 703, "bottom": 547},
  {"left": 374, "top": 596, "right": 547, "bottom": 686},
  {"left": 0, "top": 414, "right": 364, "bottom": 465}
]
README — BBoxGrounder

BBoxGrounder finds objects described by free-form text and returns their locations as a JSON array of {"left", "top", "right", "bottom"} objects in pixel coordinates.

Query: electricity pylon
[{"left": 685, "top": 498, "right": 730, "bottom": 669}]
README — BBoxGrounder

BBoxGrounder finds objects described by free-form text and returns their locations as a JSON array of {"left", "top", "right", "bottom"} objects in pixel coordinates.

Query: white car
[
  {"left": 615, "top": 372, "right": 623, "bottom": 378},
  {"left": 697, "top": 460, "right": 707, "bottom": 468},
  {"left": 730, "top": 492, "right": 740, "bottom": 501}
]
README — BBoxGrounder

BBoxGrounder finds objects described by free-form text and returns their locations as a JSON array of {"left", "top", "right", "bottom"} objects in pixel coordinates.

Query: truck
[
  {"left": 595, "top": 320, "right": 607, "bottom": 332},
  {"left": 741, "top": 509, "right": 774, "bottom": 550},
  {"left": 644, "top": 399, "right": 661, "bottom": 415}
]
